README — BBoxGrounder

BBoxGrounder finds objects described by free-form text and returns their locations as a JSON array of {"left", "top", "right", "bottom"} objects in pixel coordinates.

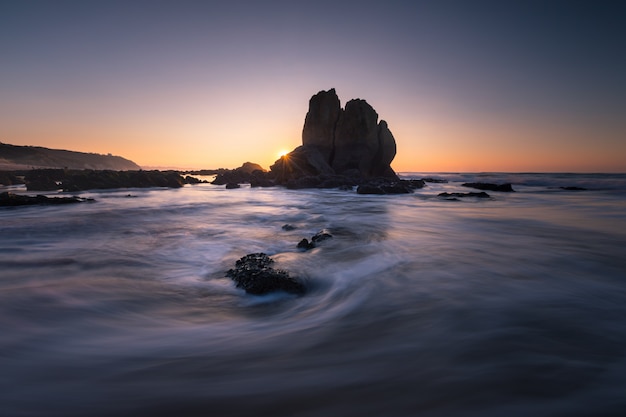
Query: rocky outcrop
[
  {"left": 212, "top": 162, "right": 267, "bottom": 186},
  {"left": 462, "top": 182, "right": 515, "bottom": 192},
  {"left": 297, "top": 229, "right": 333, "bottom": 251},
  {"left": 226, "top": 253, "right": 305, "bottom": 295},
  {"left": 438, "top": 192, "right": 491, "bottom": 200},
  {"left": 0, "top": 191, "right": 94, "bottom": 206},
  {"left": 270, "top": 89, "right": 398, "bottom": 185},
  {"left": 24, "top": 169, "right": 186, "bottom": 191}
]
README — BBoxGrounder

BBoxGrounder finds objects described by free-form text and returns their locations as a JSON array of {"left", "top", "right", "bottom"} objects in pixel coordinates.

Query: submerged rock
[
  {"left": 462, "top": 182, "right": 515, "bottom": 192},
  {"left": 226, "top": 253, "right": 305, "bottom": 295},
  {"left": 0, "top": 191, "right": 94, "bottom": 206},
  {"left": 438, "top": 192, "right": 491, "bottom": 199},
  {"left": 297, "top": 229, "right": 334, "bottom": 251},
  {"left": 560, "top": 186, "right": 587, "bottom": 191}
]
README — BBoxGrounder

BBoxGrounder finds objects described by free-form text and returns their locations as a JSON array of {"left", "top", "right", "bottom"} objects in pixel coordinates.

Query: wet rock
[
  {"left": 312, "top": 229, "right": 333, "bottom": 243},
  {"left": 0, "top": 191, "right": 94, "bottom": 206},
  {"left": 282, "top": 224, "right": 297, "bottom": 231},
  {"left": 297, "top": 239, "right": 315, "bottom": 250},
  {"left": 225, "top": 182, "right": 240, "bottom": 189},
  {"left": 462, "top": 182, "right": 515, "bottom": 192},
  {"left": 226, "top": 253, "right": 305, "bottom": 295},
  {"left": 356, "top": 184, "right": 385, "bottom": 195},
  {"left": 438, "top": 192, "right": 491, "bottom": 199},
  {"left": 212, "top": 162, "right": 267, "bottom": 186},
  {"left": 560, "top": 186, "right": 587, "bottom": 191},
  {"left": 24, "top": 169, "right": 185, "bottom": 191},
  {"left": 422, "top": 177, "right": 448, "bottom": 183},
  {"left": 297, "top": 229, "right": 333, "bottom": 251}
]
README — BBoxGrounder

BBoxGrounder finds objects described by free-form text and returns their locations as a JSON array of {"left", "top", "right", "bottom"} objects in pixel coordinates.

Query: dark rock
[
  {"left": 297, "top": 230, "right": 333, "bottom": 251},
  {"left": 380, "top": 183, "right": 412, "bottom": 194},
  {"left": 184, "top": 175, "right": 205, "bottom": 184},
  {"left": 438, "top": 192, "right": 491, "bottom": 199},
  {"left": 269, "top": 89, "right": 399, "bottom": 186},
  {"left": 462, "top": 182, "right": 515, "bottom": 192},
  {"left": 282, "top": 224, "right": 297, "bottom": 231},
  {"left": 226, "top": 253, "right": 305, "bottom": 295},
  {"left": 0, "top": 171, "right": 26, "bottom": 186},
  {"left": 297, "top": 239, "right": 315, "bottom": 250},
  {"left": 225, "top": 182, "right": 241, "bottom": 189},
  {"left": 406, "top": 179, "right": 426, "bottom": 189},
  {"left": 212, "top": 162, "right": 267, "bottom": 186},
  {"left": 24, "top": 169, "right": 185, "bottom": 191},
  {"left": 356, "top": 184, "right": 385, "bottom": 195},
  {"left": 560, "top": 186, "right": 587, "bottom": 191},
  {"left": 422, "top": 177, "right": 448, "bottom": 183},
  {"left": 357, "top": 179, "right": 416, "bottom": 194},
  {"left": 250, "top": 177, "right": 275, "bottom": 187},
  {"left": 270, "top": 146, "right": 334, "bottom": 185},
  {"left": 0, "top": 191, "right": 94, "bottom": 207},
  {"left": 311, "top": 229, "right": 333, "bottom": 244}
]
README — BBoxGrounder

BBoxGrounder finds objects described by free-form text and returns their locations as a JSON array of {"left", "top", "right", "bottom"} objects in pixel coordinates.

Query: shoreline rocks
[
  {"left": 438, "top": 192, "right": 491, "bottom": 200},
  {"left": 462, "top": 182, "right": 515, "bottom": 192},
  {"left": 0, "top": 191, "right": 94, "bottom": 206},
  {"left": 23, "top": 169, "right": 188, "bottom": 191}
]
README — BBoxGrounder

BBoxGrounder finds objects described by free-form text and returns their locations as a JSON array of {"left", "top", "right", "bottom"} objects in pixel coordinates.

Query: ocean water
[{"left": 1, "top": 173, "right": 626, "bottom": 417}]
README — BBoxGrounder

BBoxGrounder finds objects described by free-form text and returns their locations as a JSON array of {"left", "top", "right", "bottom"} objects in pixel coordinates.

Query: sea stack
[{"left": 270, "top": 88, "right": 398, "bottom": 184}]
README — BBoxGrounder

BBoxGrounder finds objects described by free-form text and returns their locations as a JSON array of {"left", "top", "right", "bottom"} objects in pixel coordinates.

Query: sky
[{"left": 1, "top": 0, "right": 625, "bottom": 172}]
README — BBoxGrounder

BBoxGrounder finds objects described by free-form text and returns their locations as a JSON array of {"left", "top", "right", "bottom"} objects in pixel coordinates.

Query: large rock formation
[{"left": 270, "top": 89, "right": 398, "bottom": 184}]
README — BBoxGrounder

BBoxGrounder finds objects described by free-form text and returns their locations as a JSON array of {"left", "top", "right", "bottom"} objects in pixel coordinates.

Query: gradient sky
[{"left": 1, "top": 0, "right": 625, "bottom": 172}]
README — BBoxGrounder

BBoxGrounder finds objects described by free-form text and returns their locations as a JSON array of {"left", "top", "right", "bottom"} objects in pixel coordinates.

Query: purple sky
[{"left": 1, "top": 0, "right": 624, "bottom": 171}]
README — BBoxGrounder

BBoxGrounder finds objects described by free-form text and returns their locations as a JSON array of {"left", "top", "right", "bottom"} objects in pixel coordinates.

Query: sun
[{"left": 276, "top": 149, "right": 290, "bottom": 159}]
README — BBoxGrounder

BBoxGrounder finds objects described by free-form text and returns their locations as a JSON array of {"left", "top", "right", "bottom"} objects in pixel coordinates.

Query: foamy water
[{"left": 1, "top": 173, "right": 626, "bottom": 416}]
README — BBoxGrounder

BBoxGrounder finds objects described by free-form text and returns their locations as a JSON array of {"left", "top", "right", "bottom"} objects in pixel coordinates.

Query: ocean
[{"left": 1, "top": 173, "right": 625, "bottom": 416}]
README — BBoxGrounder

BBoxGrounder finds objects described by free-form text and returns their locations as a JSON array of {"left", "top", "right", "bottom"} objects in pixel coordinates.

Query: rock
[
  {"left": 302, "top": 88, "right": 342, "bottom": 162},
  {"left": 356, "top": 179, "right": 416, "bottom": 194},
  {"left": 24, "top": 169, "right": 186, "bottom": 191},
  {"left": 297, "top": 230, "right": 333, "bottom": 251},
  {"left": 560, "top": 186, "right": 587, "bottom": 191},
  {"left": 438, "top": 192, "right": 491, "bottom": 199},
  {"left": 422, "top": 177, "right": 448, "bottom": 183},
  {"left": 238, "top": 162, "right": 265, "bottom": 174},
  {"left": 311, "top": 229, "right": 333, "bottom": 243},
  {"left": 225, "top": 182, "right": 240, "bottom": 189},
  {"left": 269, "top": 89, "right": 399, "bottom": 186},
  {"left": 212, "top": 162, "right": 267, "bottom": 185},
  {"left": 282, "top": 224, "right": 297, "bottom": 231},
  {"left": 184, "top": 175, "right": 205, "bottom": 184},
  {"left": 406, "top": 179, "right": 426, "bottom": 189},
  {"left": 297, "top": 239, "right": 315, "bottom": 250},
  {"left": 270, "top": 146, "right": 334, "bottom": 185},
  {"left": 226, "top": 253, "right": 305, "bottom": 295},
  {"left": 356, "top": 184, "right": 385, "bottom": 195},
  {"left": 0, "top": 191, "right": 94, "bottom": 206},
  {"left": 462, "top": 182, "right": 515, "bottom": 192}
]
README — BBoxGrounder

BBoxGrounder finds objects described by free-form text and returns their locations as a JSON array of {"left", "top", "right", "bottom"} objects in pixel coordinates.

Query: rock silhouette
[{"left": 271, "top": 88, "right": 398, "bottom": 184}]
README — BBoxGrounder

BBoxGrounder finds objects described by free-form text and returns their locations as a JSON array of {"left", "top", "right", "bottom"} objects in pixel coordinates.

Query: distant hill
[{"left": 0, "top": 143, "right": 141, "bottom": 170}]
